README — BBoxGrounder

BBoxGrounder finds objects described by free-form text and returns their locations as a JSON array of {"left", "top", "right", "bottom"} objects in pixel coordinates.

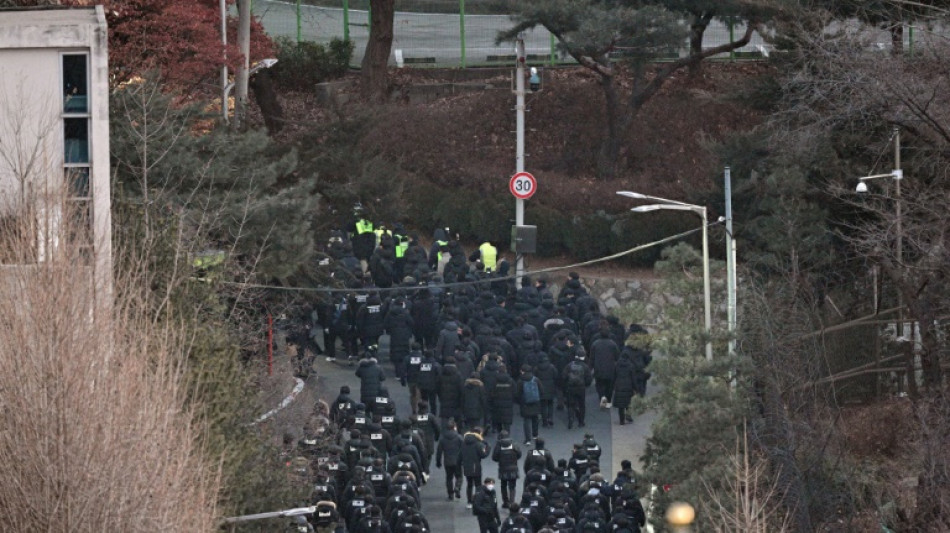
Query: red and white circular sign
[{"left": 509, "top": 172, "right": 537, "bottom": 200}]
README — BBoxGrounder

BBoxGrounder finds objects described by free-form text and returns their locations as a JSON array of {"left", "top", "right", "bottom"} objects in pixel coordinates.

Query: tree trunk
[
  {"left": 597, "top": 74, "right": 625, "bottom": 180},
  {"left": 234, "top": 0, "right": 252, "bottom": 131},
  {"left": 688, "top": 12, "right": 714, "bottom": 77},
  {"left": 360, "top": 0, "right": 395, "bottom": 102},
  {"left": 250, "top": 70, "right": 284, "bottom": 135},
  {"left": 758, "top": 370, "right": 815, "bottom": 533}
]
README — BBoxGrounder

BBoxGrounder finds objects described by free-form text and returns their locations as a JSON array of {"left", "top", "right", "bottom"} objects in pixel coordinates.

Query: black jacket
[
  {"left": 492, "top": 437, "right": 522, "bottom": 480},
  {"left": 612, "top": 355, "right": 637, "bottom": 409},
  {"left": 589, "top": 335, "right": 619, "bottom": 379},
  {"left": 460, "top": 431, "right": 491, "bottom": 477},
  {"left": 534, "top": 358, "right": 558, "bottom": 401},
  {"left": 435, "top": 429, "right": 463, "bottom": 468},
  {"left": 356, "top": 358, "right": 386, "bottom": 403},
  {"left": 437, "top": 364, "right": 464, "bottom": 416},
  {"left": 415, "top": 355, "right": 441, "bottom": 392},
  {"left": 384, "top": 304, "right": 414, "bottom": 350},
  {"left": 490, "top": 374, "right": 516, "bottom": 425},
  {"left": 473, "top": 485, "right": 501, "bottom": 522},
  {"left": 461, "top": 378, "right": 488, "bottom": 422}
]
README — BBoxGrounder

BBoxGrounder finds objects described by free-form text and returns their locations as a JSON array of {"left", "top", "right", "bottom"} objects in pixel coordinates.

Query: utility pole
[
  {"left": 515, "top": 36, "right": 526, "bottom": 288},
  {"left": 894, "top": 127, "right": 903, "bottom": 340},
  {"left": 725, "top": 167, "right": 737, "bottom": 358}
]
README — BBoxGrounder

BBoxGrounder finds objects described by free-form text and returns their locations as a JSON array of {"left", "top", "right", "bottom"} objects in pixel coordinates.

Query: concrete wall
[{"left": 0, "top": 7, "right": 112, "bottom": 320}]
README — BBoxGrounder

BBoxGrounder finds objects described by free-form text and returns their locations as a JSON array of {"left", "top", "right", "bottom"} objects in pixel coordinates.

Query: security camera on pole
[{"left": 511, "top": 35, "right": 538, "bottom": 288}]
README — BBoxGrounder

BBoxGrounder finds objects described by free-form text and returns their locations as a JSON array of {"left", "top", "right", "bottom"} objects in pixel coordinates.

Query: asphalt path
[
  {"left": 250, "top": 0, "right": 770, "bottom": 66},
  {"left": 312, "top": 333, "right": 648, "bottom": 532}
]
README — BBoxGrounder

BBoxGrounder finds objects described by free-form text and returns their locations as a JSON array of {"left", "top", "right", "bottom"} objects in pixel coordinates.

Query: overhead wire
[{"left": 215, "top": 222, "right": 718, "bottom": 294}]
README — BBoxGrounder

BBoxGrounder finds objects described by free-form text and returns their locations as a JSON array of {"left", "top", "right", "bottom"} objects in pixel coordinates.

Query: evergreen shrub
[{"left": 272, "top": 37, "right": 353, "bottom": 91}]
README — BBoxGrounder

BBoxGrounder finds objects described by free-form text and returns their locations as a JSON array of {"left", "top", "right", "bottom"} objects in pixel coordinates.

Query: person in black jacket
[
  {"left": 415, "top": 350, "right": 441, "bottom": 416},
  {"left": 589, "top": 329, "right": 619, "bottom": 410},
  {"left": 384, "top": 298, "right": 414, "bottom": 382},
  {"left": 435, "top": 420, "right": 463, "bottom": 500},
  {"left": 516, "top": 365, "right": 543, "bottom": 446},
  {"left": 437, "top": 356, "right": 464, "bottom": 426},
  {"left": 357, "top": 293, "right": 386, "bottom": 356},
  {"left": 500, "top": 502, "right": 534, "bottom": 533},
  {"left": 473, "top": 477, "right": 502, "bottom": 533},
  {"left": 461, "top": 371, "right": 489, "bottom": 431},
  {"left": 490, "top": 367, "right": 516, "bottom": 435},
  {"left": 611, "top": 351, "right": 637, "bottom": 425},
  {"left": 533, "top": 355, "right": 558, "bottom": 427},
  {"left": 356, "top": 356, "right": 386, "bottom": 411},
  {"left": 560, "top": 352, "right": 593, "bottom": 429},
  {"left": 460, "top": 426, "right": 491, "bottom": 507},
  {"left": 492, "top": 431, "right": 522, "bottom": 506}
]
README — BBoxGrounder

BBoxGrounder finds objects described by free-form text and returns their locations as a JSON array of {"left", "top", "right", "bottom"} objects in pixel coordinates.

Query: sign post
[{"left": 515, "top": 37, "right": 527, "bottom": 287}]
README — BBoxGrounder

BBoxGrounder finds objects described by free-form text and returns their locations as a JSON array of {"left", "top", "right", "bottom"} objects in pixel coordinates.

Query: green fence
[{"left": 250, "top": 0, "right": 771, "bottom": 67}]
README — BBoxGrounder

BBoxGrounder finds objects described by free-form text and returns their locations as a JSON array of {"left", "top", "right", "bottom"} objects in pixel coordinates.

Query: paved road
[
  {"left": 250, "top": 0, "right": 769, "bottom": 67},
  {"left": 311, "top": 332, "right": 656, "bottom": 532}
]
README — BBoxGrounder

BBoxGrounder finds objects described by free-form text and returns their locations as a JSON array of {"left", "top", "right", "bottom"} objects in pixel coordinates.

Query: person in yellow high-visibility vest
[{"left": 471, "top": 241, "right": 497, "bottom": 272}]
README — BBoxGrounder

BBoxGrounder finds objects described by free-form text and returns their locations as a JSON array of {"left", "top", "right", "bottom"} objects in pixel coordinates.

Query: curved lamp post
[{"left": 618, "top": 191, "right": 712, "bottom": 360}]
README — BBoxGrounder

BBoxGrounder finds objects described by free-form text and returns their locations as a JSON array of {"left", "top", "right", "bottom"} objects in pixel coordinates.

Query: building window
[{"left": 63, "top": 53, "right": 92, "bottom": 261}]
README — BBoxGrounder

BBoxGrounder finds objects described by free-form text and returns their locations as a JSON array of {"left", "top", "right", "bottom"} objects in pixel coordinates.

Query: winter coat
[
  {"left": 534, "top": 357, "right": 558, "bottom": 401},
  {"left": 356, "top": 358, "right": 386, "bottom": 403},
  {"left": 369, "top": 247, "right": 395, "bottom": 288},
  {"left": 461, "top": 378, "right": 488, "bottom": 422},
  {"left": 435, "top": 429, "right": 463, "bottom": 468},
  {"left": 590, "top": 336, "right": 620, "bottom": 379},
  {"left": 435, "top": 321, "right": 461, "bottom": 362},
  {"left": 560, "top": 358, "right": 593, "bottom": 394},
  {"left": 410, "top": 292, "right": 439, "bottom": 343},
  {"left": 357, "top": 295, "right": 386, "bottom": 340},
  {"left": 630, "top": 348, "right": 653, "bottom": 397},
  {"left": 490, "top": 374, "right": 516, "bottom": 425},
  {"left": 415, "top": 355, "right": 441, "bottom": 392},
  {"left": 383, "top": 304, "right": 414, "bottom": 352},
  {"left": 612, "top": 355, "right": 637, "bottom": 410},
  {"left": 516, "top": 372, "right": 542, "bottom": 417},
  {"left": 437, "top": 364, "right": 464, "bottom": 418},
  {"left": 492, "top": 437, "right": 522, "bottom": 480},
  {"left": 473, "top": 485, "right": 501, "bottom": 522},
  {"left": 460, "top": 431, "right": 491, "bottom": 478}
]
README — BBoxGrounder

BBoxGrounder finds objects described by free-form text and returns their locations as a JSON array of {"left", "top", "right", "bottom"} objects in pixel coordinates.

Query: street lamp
[{"left": 618, "top": 191, "right": 713, "bottom": 360}]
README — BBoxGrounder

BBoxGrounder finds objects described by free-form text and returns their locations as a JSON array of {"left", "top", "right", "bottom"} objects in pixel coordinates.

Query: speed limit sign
[{"left": 509, "top": 172, "right": 537, "bottom": 200}]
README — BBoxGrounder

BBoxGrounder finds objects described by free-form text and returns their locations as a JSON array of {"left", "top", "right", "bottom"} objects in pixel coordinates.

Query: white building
[{"left": 0, "top": 6, "right": 112, "bottom": 313}]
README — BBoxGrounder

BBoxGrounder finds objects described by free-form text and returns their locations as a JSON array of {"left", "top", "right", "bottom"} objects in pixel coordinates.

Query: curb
[{"left": 253, "top": 377, "right": 305, "bottom": 424}]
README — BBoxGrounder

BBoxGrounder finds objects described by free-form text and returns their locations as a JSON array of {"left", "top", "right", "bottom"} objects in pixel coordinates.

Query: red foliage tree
[{"left": 70, "top": 0, "right": 273, "bottom": 94}]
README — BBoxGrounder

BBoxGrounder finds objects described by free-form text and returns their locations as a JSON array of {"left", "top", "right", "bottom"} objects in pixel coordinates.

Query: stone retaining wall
[{"left": 548, "top": 275, "right": 667, "bottom": 326}]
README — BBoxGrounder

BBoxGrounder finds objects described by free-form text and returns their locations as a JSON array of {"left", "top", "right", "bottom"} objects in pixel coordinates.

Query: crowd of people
[{"left": 285, "top": 208, "right": 654, "bottom": 532}]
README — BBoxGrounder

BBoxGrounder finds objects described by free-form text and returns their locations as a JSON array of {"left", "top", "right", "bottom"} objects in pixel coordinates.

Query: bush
[
  {"left": 525, "top": 204, "right": 569, "bottom": 257},
  {"left": 271, "top": 37, "right": 353, "bottom": 91},
  {"left": 565, "top": 211, "right": 614, "bottom": 260},
  {"left": 467, "top": 195, "right": 512, "bottom": 246},
  {"left": 609, "top": 211, "right": 701, "bottom": 267}
]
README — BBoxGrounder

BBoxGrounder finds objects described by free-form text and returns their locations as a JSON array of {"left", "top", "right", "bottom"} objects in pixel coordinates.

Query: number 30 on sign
[{"left": 509, "top": 172, "right": 537, "bottom": 200}]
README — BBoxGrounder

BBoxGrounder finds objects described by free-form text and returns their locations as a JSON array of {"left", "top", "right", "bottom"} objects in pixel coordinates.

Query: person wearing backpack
[
  {"left": 517, "top": 364, "right": 543, "bottom": 446},
  {"left": 560, "top": 352, "right": 593, "bottom": 429}
]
